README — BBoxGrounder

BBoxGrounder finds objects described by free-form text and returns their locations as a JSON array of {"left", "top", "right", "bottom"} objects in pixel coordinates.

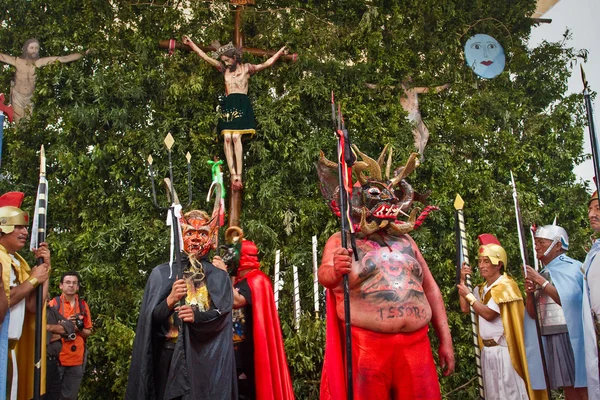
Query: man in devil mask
[
  {"left": 126, "top": 209, "right": 236, "bottom": 400},
  {"left": 317, "top": 147, "right": 454, "bottom": 400}
]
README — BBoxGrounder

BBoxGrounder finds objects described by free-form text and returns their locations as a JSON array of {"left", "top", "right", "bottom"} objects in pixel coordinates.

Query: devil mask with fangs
[{"left": 316, "top": 144, "right": 432, "bottom": 238}]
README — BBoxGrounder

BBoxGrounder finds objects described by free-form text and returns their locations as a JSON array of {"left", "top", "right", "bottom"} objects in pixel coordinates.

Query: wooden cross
[{"left": 159, "top": 0, "right": 296, "bottom": 61}]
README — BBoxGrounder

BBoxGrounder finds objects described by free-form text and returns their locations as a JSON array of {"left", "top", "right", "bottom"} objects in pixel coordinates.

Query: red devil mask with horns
[{"left": 317, "top": 145, "right": 433, "bottom": 238}]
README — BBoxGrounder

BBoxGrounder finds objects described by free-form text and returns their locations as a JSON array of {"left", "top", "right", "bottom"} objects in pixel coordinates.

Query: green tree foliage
[{"left": 0, "top": 0, "right": 592, "bottom": 398}]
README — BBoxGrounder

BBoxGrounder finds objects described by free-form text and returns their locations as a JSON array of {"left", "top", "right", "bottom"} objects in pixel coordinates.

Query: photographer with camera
[{"left": 49, "top": 271, "right": 92, "bottom": 400}]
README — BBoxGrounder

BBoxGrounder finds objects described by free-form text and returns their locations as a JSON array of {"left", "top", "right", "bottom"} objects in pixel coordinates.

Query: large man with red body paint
[{"left": 316, "top": 148, "right": 454, "bottom": 400}]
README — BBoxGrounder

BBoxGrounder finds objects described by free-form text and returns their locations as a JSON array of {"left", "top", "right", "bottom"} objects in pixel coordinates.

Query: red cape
[
  {"left": 237, "top": 269, "right": 295, "bottom": 400},
  {"left": 320, "top": 289, "right": 347, "bottom": 400}
]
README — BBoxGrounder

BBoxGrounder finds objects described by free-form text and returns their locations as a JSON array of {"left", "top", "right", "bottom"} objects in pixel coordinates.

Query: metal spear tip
[
  {"left": 164, "top": 133, "right": 175, "bottom": 150},
  {"left": 147, "top": 155, "right": 153, "bottom": 165},
  {"left": 39, "top": 145, "right": 47, "bottom": 176},
  {"left": 453, "top": 194, "right": 464, "bottom": 210},
  {"left": 510, "top": 170, "right": 519, "bottom": 197},
  {"left": 186, "top": 152, "right": 191, "bottom": 164},
  {"left": 581, "top": 64, "right": 588, "bottom": 90}
]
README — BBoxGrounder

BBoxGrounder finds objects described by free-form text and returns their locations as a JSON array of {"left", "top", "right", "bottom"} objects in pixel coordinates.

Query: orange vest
[{"left": 48, "top": 295, "right": 92, "bottom": 366}]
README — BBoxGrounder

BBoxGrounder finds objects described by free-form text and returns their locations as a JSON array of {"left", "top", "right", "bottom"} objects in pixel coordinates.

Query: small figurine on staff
[{"left": 182, "top": 36, "right": 288, "bottom": 191}]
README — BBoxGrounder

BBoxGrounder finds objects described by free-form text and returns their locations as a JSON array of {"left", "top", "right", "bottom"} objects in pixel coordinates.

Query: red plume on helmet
[
  {"left": 0, "top": 192, "right": 25, "bottom": 208},
  {"left": 478, "top": 233, "right": 500, "bottom": 246},
  {"left": 238, "top": 240, "right": 260, "bottom": 272}
]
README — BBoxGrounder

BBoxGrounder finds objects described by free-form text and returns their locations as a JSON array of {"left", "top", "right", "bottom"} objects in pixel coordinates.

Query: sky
[{"left": 528, "top": 0, "right": 599, "bottom": 190}]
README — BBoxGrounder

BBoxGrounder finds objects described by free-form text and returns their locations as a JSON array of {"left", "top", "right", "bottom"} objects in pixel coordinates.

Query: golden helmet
[
  {"left": 477, "top": 233, "right": 507, "bottom": 267},
  {"left": 0, "top": 206, "right": 29, "bottom": 234},
  {"left": 0, "top": 192, "right": 29, "bottom": 234},
  {"left": 478, "top": 244, "right": 507, "bottom": 267}
]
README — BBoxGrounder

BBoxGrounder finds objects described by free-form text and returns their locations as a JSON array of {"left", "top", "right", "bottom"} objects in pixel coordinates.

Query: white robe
[{"left": 476, "top": 276, "right": 529, "bottom": 400}]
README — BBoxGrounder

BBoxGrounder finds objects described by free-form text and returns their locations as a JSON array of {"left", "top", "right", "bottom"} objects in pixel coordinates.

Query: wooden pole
[
  {"left": 454, "top": 194, "right": 485, "bottom": 399},
  {"left": 292, "top": 264, "right": 301, "bottom": 330},
  {"left": 274, "top": 249, "right": 281, "bottom": 310},
  {"left": 312, "top": 235, "right": 320, "bottom": 318}
]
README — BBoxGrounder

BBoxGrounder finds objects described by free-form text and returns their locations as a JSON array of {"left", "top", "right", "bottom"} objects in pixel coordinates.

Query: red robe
[{"left": 236, "top": 269, "right": 295, "bottom": 400}]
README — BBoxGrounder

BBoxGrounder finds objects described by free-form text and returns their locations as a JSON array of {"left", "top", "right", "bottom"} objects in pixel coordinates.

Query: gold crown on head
[{"left": 211, "top": 42, "right": 239, "bottom": 59}]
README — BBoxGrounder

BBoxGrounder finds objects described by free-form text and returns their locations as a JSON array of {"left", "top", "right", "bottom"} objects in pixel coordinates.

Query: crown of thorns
[{"left": 211, "top": 42, "right": 241, "bottom": 59}]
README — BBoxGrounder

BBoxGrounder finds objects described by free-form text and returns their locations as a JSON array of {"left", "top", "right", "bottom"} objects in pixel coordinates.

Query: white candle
[
  {"left": 293, "top": 264, "right": 301, "bottom": 330},
  {"left": 274, "top": 249, "right": 281, "bottom": 310},
  {"left": 312, "top": 235, "right": 319, "bottom": 314}
]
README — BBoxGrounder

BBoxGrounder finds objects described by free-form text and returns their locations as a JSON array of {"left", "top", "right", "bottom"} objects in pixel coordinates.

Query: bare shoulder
[
  {"left": 324, "top": 232, "right": 342, "bottom": 246},
  {"left": 402, "top": 234, "right": 419, "bottom": 248}
]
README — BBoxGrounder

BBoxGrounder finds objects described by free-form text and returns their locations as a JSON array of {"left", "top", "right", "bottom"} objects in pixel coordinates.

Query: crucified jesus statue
[
  {"left": 0, "top": 39, "right": 87, "bottom": 123},
  {"left": 400, "top": 80, "right": 450, "bottom": 161},
  {"left": 182, "top": 36, "right": 287, "bottom": 191}
]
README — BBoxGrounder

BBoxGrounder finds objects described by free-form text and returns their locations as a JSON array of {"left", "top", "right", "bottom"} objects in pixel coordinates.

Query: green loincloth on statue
[{"left": 217, "top": 93, "right": 256, "bottom": 137}]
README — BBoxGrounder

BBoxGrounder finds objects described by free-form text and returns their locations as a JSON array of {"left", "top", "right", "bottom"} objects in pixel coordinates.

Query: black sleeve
[
  {"left": 235, "top": 280, "right": 252, "bottom": 306},
  {"left": 152, "top": 299, "right": 173, "bottom": 324},
  {"left": 192, "top": 308, "right": 222, "bottom": 323}
]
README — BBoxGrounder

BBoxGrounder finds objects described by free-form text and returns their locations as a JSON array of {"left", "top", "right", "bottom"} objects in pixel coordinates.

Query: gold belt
[{"left": 482, "top": 339, "right": 499, "bottom": 347}]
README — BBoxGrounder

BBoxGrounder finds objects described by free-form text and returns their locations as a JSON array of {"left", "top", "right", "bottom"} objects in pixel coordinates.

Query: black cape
[{"left": 126, "top": 255, "right": 237, "bottom": 400}]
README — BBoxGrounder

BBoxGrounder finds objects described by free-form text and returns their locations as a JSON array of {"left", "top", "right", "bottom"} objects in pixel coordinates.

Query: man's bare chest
[{"left": 351, "top": 237, "right": 425, "bottom": 304}]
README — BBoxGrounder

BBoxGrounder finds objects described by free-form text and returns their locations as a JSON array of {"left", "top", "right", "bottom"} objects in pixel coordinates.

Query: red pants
[{"left": 352, "top": 325, "right": 441, "bottom": 400}]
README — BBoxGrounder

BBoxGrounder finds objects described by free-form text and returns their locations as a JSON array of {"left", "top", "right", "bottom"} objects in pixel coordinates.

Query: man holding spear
[
  {"left": 523, "top": 223, "right": 588, "bottom": 400},
  {"left": 457, "top": 234, "right": 541, "bottom": 400},
  {"left": 317, "top": 138, "right": 454, "bottom": 399},
  {"left": 0, "top": 191, "right": 51, "bottom": 400},
  {"left": 126, "top": 209, "right": 236, "bottom": 400}
]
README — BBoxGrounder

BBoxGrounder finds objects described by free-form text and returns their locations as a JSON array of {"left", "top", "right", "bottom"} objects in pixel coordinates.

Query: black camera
[
  {"left": 74, "top": 314, "right": 85, "bottom": 331},
  {"left": 220, "top": 244, "right": 240, "bottom": 277}
]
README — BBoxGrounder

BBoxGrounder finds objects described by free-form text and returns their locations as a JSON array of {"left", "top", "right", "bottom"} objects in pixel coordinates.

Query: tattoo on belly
[
  {"left": 377, "top": 305, "right": 428, "bottom": 321},
  {"left": 356, "top": 237, "right": 425, "bottom": 305}
]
